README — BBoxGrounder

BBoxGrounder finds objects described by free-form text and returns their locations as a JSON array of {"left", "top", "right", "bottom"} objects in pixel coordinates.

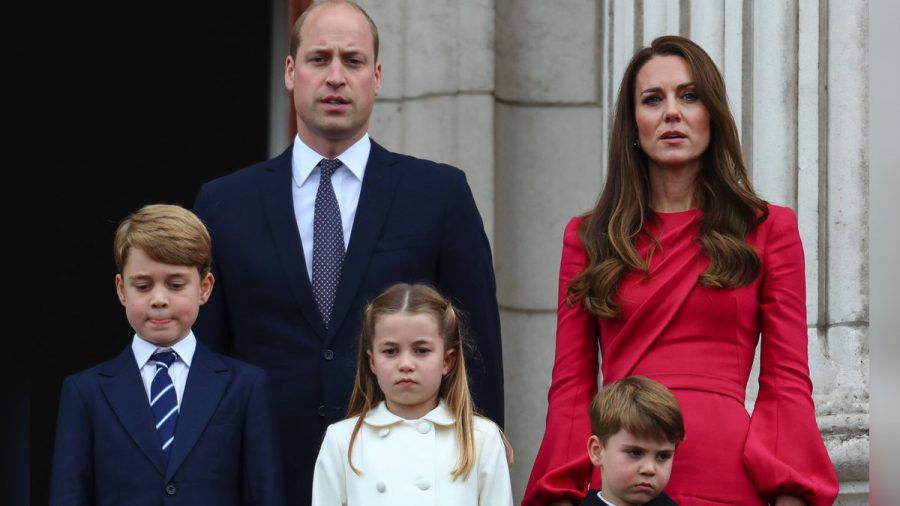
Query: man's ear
[
  {"left": 284, "top": 55, "right": 296, "bottom": 92},
  {"left": 587, "top": 435, "right": 605, "bottom": 468}
]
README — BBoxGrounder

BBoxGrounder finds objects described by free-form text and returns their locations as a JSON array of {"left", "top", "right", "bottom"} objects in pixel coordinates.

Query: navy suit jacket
[
  {"left": 192, "top": 140, "right": 504, "bottom": 504},
  {"left": 50, "top": 342, "right": 284, "bottom": 506}
]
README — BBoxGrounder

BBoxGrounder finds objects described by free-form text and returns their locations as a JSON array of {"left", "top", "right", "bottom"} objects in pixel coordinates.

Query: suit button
[
  {"left": 376, "top": 481, "right": 386, "bottom": 493},
  {"left": 165, "top": 482, "right": 177, "bottom": 496},
  {"left": 323, "top": 349, "right": 334, "bottom": 360},
  {"left": 416, "top": 421, "right": 431, "bottom": 434},
  {"left": 416, "top": 479, "right": 431, "bottom": 491},
  {"left": 318, "top": 405, "right": 326, "bottom": 417},
  {"left": 378, "top": 427, "right": 390, "bottom": 438}
]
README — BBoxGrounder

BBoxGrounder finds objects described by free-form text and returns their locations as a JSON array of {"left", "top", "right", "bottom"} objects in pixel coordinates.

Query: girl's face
[{"left": 368, "top": 312, "right": 456, "bottom": 419}]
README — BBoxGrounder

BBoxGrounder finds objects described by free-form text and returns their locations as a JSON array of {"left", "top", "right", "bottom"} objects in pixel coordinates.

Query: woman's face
[{"left": 634, "top": 55, "right": 710, "bottom": 174}]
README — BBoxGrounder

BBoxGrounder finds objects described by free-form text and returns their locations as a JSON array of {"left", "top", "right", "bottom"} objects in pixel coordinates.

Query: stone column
[
  {"left": 494, "top": 0, "right": 604, "bottom": 499},
  {"left": 362, "top": 0, "right": 496, "bottom": 240}
]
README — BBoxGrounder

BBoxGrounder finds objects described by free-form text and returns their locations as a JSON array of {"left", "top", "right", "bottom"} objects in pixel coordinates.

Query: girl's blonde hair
[{"left": 345, "top": 283, "right": 512, "bottom": 480}]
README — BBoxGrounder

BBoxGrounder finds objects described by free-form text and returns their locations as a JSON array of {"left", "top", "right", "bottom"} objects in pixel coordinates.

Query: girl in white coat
[{"left": 311, "top": 283, "right": 514, "bottom": 506}]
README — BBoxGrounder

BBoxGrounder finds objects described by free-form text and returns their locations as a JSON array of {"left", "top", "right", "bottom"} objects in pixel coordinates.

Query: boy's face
[
  {"left": 588, "top": 429, "right": 676, "bottom": 506},
  {"left": 115, "top": 248, "right": 214, "bottom": 347}
]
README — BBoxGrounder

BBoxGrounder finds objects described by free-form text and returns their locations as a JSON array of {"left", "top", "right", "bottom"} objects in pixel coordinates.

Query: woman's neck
[{"left": 648, "top": 162, "right": 700, "bottom": 212}]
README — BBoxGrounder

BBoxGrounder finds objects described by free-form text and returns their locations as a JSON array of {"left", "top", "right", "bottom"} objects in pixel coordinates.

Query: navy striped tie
[{"left": 150, "top": 350, "right": 179, "bottom": 459}]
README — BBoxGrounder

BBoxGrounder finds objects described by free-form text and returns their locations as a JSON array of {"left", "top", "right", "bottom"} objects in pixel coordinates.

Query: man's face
[{"left": 284, "top": 3, "right": 382, "bottom": 155}]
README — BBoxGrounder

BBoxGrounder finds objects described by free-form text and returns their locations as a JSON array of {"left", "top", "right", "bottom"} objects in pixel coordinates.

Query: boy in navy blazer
[
  {"left": 580, "top": 377, "right": 683, "bottom": 506},
  {"left": 50, "top": 204, "right": 284, "bottom": 506}
]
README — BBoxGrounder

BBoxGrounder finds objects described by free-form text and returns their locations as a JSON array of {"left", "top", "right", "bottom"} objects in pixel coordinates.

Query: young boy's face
[
  {"left": 588, "top": 429, "right": 676, "bottom": 506},
  {"left": 115, "top": 247, "right": 214, "bottom": 347}
]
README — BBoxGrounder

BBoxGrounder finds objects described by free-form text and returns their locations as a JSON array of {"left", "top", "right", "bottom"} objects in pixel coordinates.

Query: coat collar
[
  {"left": 98, "top": 346, "right": 168, "bottom": 475},
  {"left": 326, "top": 140, "right": 401, "bottom": 341},
  {"left": 98, "top": 342, "right": 232, "bottom": 479},
  {"left": 259, "top": 146, "right": 326, "bottom": 337},
  {"left": 258, "top": 140, "right": 402, "bottom": 340},
  {"left": 164, "top": 341, "right": 231, "bottom": 481},
  {"left": 363, "top": 400, "right": 455, "bottom": 427}
]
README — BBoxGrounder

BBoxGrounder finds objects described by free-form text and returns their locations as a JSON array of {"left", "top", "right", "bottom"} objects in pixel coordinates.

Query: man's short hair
[
  {"left": 289, "top": 0, "right": 379, "bottom": 61},
  {"left": 589, "top": 376, "right": 685, "bottom": 444}
]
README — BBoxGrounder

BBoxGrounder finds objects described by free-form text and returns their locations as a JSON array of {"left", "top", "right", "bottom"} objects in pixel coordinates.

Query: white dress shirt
[
  {"left": 312, "top": 400, "right": 513, "bottom": 506},
  {"left": 291, "top": 134, "right": 370, "bottom": 280},
  {"left": 132, "top": 332, "right": 196, "bottom": 406}
]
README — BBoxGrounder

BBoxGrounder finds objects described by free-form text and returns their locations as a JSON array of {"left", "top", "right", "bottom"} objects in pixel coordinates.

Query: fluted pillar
[{"left": 362, "top": 0, "right": 496, "bottom": 240}]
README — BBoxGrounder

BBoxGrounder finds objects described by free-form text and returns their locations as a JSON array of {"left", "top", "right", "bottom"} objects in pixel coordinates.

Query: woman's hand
[{"left": 774, "top": 494, "right": 805, "bottom": 506}]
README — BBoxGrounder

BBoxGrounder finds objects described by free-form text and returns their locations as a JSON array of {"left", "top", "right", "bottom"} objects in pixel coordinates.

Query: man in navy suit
[
  {"left": 50, "top": 204, "right": 283, "bottom": 506},
  {"left": 192, "top": 1, "right": 503, "bottom": 504}
]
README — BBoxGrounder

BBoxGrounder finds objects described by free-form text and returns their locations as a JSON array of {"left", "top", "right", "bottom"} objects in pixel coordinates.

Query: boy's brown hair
[
  {"left": 113, "top": 204, "right": 212, "bottom": 276},
  {"left": 589, "top": 376, "right": 685, "bottom": 444}
]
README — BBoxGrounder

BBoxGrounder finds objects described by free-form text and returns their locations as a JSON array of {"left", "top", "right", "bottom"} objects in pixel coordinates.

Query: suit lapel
[
  {"left": 165, "top": 342, "right": 230, "bottom": 481},
  {"left": 98, "top": 347, "right": 166, "bottom": 476},
  {"left": 259, "top": 146, "right": 328, "bottom": 338},
  {"left": 327, "top": 141, "right": 401, "bottom": 340}
]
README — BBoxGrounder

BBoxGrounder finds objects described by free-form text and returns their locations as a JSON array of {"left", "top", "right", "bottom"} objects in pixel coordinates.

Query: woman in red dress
[{"left": 522, "top": 36, "right": 838, "bottom": 506}]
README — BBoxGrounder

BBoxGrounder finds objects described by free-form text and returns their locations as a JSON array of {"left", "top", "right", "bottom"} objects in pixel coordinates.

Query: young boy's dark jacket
[{"left": 50, "top": 341, "right": 284, "bottom": 506}]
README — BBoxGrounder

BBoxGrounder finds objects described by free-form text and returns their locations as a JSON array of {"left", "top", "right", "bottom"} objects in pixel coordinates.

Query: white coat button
[
  {"left": 376, "top": 482, "right": 386, "bottom": 493},
  {"left": 378, "top": 427, "right": 390, "bottom": 437},
  {"left": 416, "top": 479, "right": 431, "bottom": 491},
  {"left": 416, "top": 421, "right": 431, "bottom": 434}
]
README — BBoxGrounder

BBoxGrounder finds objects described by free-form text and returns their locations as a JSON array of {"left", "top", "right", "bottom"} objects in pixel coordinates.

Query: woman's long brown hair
[{"left": 568, "top": 35, "right": 768, "bottom": 318}]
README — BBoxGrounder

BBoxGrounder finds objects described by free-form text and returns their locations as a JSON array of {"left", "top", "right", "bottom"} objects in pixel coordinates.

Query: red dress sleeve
[
  {"left": 522, "top": 217, "right": 598, "bottom": 505},
  {"left": 742, "top": 206, "right": 839, "bottom": 505}
]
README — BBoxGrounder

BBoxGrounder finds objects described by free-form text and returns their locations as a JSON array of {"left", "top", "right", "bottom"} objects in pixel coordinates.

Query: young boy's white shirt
[{"left": 312, "top": 400, "right": 512, "bottom": 506}]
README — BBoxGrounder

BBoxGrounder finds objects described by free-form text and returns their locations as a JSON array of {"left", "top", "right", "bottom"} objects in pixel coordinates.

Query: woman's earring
[{"left": 633, "top": 138, "right": 640, "bottom": 149}]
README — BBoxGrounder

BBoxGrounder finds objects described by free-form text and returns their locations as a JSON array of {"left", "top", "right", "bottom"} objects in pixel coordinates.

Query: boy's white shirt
[
  {"left": 132, "top": 332, "right": 196, "bottom": 405},
  {"left": 311, "top": 400, "right": 513, "bottom": 506}
]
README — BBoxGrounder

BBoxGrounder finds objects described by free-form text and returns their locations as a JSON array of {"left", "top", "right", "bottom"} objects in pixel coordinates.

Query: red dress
[{"left": 523, "top": 205, "right": 838, "bottom": 506}]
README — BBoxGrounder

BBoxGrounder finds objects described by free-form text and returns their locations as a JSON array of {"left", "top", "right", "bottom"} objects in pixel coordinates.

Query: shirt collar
[
  {"left": 291, "top": 133, "right": 370, "bottom": 187},
  {"left": 596, "top": 491, "right": 617, "bottom": 506},
  {"left": 131, "top": 331, "right": 197, "bottom": 369},
  {"left": 363, "top": 400, "right": 456, "bottom": 427}
]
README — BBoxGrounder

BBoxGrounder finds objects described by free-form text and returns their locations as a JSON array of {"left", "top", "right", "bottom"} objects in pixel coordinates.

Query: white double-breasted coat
[{"left": 311, "top": 400, "right": 513, "bottom": 505}]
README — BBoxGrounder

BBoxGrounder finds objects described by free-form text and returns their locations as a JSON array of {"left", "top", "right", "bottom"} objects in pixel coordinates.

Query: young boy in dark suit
[
  {"left": 581, "top": 376, "right": 684, "bottom": 506},
  {"left": 50, "top": 204, "right": 284, "bottom": 506}
]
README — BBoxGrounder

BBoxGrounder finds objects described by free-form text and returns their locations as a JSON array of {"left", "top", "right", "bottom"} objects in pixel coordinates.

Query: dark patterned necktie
[
  {"left": 150, "top": 350, "right": 179, "bottom": 459},
  {"left": 312, "top": 158, "right": 345, "bottom": 328}
]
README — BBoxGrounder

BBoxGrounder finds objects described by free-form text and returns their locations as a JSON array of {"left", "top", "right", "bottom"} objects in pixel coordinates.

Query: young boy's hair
[
  {"left": 113, "top": 204, "right": 211, "bottom": 276},
  {"left": 589, "top": 376, "right": 685, "bottom": 444},
  {"left": 345, "top": 282, "right": 512, "bottom": 480}
]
